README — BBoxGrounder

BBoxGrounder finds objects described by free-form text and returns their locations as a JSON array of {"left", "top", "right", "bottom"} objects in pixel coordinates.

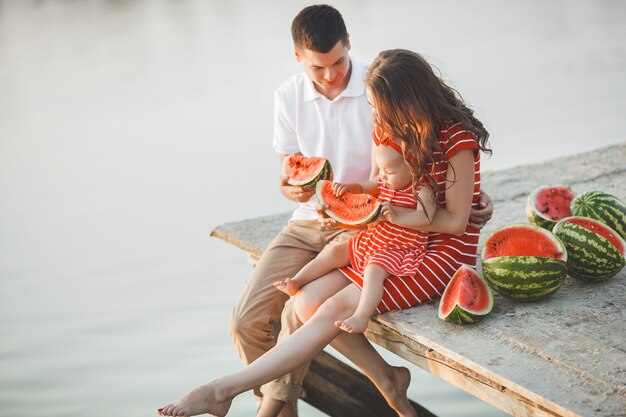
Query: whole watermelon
[
  {"left": 570, "top": 191, "right": 626, "bottom": 241},
  {"left": 481, "top": 224, "right": 567, "bottom": 301},
  {"left": 552, "top": 216, "right": 625, "bottom": 281}
]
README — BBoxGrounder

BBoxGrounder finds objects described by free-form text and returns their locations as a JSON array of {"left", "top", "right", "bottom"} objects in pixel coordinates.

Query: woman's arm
[{"left": 414, "top": 148, "right": 476, "bottom": 236}]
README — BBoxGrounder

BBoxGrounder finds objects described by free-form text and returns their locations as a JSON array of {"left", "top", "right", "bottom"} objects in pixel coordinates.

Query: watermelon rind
[
  {"left": 438, "top": 265, "right": 493, "bottom": 325},
  {"left": 315, "top": 180, "right": 381, "bottom": 226},
  {"left": 570, "top": 191, "right": 626, "bottom": 241},
  {"left": 525, "top": 185, "right": 573, "bottom": 231},
  {"left": 552, "top": 217, "right": 626, "bottom": 281},
  {"left": 482, "top": 256, "right": 567, "bottom": 301},
  {"left": 282, "top": 155, "right": 333, "bottom": 190}
]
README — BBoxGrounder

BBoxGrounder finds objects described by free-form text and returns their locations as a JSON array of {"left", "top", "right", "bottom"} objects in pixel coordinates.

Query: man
[{"left": 229, "top": 5, "right": 493, "bottom": 417}]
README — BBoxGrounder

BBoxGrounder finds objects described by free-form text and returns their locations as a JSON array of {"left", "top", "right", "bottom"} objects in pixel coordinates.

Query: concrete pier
[{"left": 212, "top": 143, "right": 626, "bottom": 417}]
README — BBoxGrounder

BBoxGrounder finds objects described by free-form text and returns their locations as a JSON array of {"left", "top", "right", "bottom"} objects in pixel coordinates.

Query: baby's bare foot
[
  {"left": 273, "top": 278, "right": 300, "bottom": 296},
  {"left": 334, "top": 315, "right": 369, "bottom": 333},
  {"left": 157, "top": 382, "right": 232, "bottom": 417}
]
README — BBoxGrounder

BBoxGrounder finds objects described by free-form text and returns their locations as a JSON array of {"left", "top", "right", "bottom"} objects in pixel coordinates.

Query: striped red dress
[
  {"left": 346, "top": 179, "right": 429, "bottom": 280},
  {"left": 340, "top": 122, "right": 481, "bottom": 313}
]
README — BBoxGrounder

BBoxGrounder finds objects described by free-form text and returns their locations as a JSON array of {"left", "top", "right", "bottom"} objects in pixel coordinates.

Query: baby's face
[{"left": 375, "top": 146, "right": 412, "bottom": 190}]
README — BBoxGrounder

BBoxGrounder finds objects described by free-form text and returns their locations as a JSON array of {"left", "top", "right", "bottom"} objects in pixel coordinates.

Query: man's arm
[{"left": 469, "top": 191, "right": 493, "bottom": 230}]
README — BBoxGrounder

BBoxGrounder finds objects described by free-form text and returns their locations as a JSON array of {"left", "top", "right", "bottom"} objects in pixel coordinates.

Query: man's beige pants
[{"left": 229, "top": 220, "right": 353, "bottom": 403}]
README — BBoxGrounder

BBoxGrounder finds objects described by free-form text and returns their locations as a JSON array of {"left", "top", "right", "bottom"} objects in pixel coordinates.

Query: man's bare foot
[
  {"left": 334, "top": 315, "right": 369, "bottom": 333},
  {"left": 272, "top": 278, "right": 300, "bottom": 296},
  {"left": 157, "top": 382, "right": 232, "bottom": 417},
  {"left": 378, "top": 366, "right": 417, "bottom": 417}
]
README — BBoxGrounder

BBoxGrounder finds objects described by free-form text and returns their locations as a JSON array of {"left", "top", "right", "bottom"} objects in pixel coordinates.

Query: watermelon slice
[
  {"left": 526, "top": 185, "right": 574, "bottom": 231},
  {"left": 553, "top": 216, "right": 625, "bottom": 281},
  {"left": 481, "top": 224, "right": 568, "bottom": 301},
  {"left": 438, "top": 265, "right": 493, "bottom": 324},
  {"left": 315, "top": 180, "right": 381, "bottom": 226},
  {"left": 282, "top": 154, "right": 333, "bottom": 190}
]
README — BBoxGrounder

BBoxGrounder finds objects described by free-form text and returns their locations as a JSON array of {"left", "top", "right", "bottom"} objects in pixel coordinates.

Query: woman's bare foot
[
  {"left": 334, "top": 314, "right": 369, "bottom": 333},
  {"left": 157, "top": 381, "right": 232, "bottom": 417},
  {"left": 377, "top": 366, "right": 417, "bottom": 417},
  {"left": 273, "top": 278, "right": 300, "bottom": 296}
]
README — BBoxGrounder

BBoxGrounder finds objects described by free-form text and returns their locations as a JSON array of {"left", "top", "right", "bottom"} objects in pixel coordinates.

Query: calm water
[{"left": 1, "top": 1, "right": 625, "bottom": 416}]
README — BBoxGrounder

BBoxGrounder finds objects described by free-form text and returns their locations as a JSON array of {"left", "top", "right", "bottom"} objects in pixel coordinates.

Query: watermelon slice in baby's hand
[{"left": 315, "top": 180, "right": 381, "bottom": 227}]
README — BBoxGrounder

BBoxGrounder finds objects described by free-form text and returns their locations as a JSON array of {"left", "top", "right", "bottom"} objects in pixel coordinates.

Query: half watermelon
[
  {"left": 525, "top": 185, "right": 574, "bottom": 231},
  {"left": 481, "top": 224, "right": 568, "bottom": 301},
  {"left": 316, "top": 180, "right": 381, "bottom": 226},
  {"left": 282, "top": 154, "right": 333, "bottom": 190},
  {"left": 438, "top": 265, "right": 493, "bottom": 324}
]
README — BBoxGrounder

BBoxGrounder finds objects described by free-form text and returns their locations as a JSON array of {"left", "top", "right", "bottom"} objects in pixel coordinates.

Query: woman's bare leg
[
  {"left": 157, "top": 276, "right": 357, "bottom": 417},
  {"left": 329, "top": 333, "right": 417, "bottom": 417},
  {"left": 294, "top": 277, "right": 417, "bottom": 417},
  {"left": 274, "top": 241, "right": 350, "bottom": 296},
  {"left": 258, "top": 271, "right": 351, "bottom": 417},
  {"left": 335, "top": 264, "right": 387, "bottom": 333}
]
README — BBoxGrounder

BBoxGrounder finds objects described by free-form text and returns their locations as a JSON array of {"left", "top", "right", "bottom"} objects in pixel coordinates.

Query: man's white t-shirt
[{"left": 272, "top": 59, "right": 373, "bottom": 221}]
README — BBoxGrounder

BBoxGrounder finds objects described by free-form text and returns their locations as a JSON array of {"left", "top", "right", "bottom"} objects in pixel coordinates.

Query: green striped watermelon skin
[
  {"left": 438, "top": 265, "right": 493, "bottom": 324},
  {"left": 552, "top": 220, "right": 625, "bottom": 281},
  {"left": 482, "top": 256, "right": 567, "bottom": 301},
  {"left": 442, "top": 306, "right": 485, "bottom": 325},
  {"left": 570, "top": 191, "right": 626, "bottom": 241}
]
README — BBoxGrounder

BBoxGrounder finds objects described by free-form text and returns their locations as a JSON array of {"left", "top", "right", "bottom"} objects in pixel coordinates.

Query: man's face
[{"left": 295, "top": 39, "right": 351, "bottom": 97}]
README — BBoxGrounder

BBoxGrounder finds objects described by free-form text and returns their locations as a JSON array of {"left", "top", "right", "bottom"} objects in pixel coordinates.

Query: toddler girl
[{"left": 274, "top": 124, "right": 436, "bottom": 333}]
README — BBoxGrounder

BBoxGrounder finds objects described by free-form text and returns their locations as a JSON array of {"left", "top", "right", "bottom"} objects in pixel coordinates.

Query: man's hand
[
  {"left": 469, "top": 190, "right": 494, "bottom": 230},
  {"left": 280, "top": 177, "right": 316, "bottom": 202}
]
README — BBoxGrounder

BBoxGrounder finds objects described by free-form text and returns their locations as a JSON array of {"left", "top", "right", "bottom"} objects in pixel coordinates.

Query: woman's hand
[
  {"left": 280, "top": 177, "right": 315, "bottom": 202},
  {"left": 469, "top": 190, "right": 494, "bottom": 229}
]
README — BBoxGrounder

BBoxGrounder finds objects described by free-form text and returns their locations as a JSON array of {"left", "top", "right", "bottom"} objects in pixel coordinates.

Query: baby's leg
[
  {"left": 335, "top": 264, "right": 387, "bottom": 333},
  {"left": 274, "top": 240, "right": 350, "bottom": 296}
]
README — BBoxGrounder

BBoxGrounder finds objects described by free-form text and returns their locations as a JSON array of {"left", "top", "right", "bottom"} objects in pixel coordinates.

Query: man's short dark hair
[{"left": 291, "top": 5, "right": 348, "bottom": 53}]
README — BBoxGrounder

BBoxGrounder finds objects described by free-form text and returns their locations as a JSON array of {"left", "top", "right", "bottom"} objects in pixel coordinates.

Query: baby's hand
[
  {"left": 332, "top": 182, "right": 361, "bottom": 197},
  {"left": 381, "top": 202, "right": 399, "bottom": 223}
]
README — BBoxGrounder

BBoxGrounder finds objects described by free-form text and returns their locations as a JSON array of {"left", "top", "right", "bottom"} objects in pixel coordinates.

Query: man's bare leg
[{"left": 274, "top": 241, "right": 350, "bottom": 296}]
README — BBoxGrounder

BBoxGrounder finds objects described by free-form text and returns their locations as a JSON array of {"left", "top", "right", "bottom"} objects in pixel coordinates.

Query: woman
[{"left": 157, "top": 49, "right": 491, "bottom": 417}]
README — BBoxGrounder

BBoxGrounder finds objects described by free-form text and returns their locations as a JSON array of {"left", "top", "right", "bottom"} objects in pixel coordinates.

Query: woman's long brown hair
[{"left": 365, "top": 49, "right": 491, "bottom": 211}]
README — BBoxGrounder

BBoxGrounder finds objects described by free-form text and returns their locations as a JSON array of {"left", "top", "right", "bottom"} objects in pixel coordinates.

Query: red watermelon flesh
[
  {"left": 315, "top": 180, "right": 381, "bottom": 225},
  {"left": 482, "top": 224, "right": 566, "bottom": 260},
  {"left": 440, "top": 266, "right": 492, "bottom": 316},
  {"left": 531, "top": 186, "right": 573, "bottom": 222},
  {"left": 282, "top": 154, "right": 332, "bottom": 188},
  {"left": 564, "top": 217, "right": 625, "bottom": 255}
]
